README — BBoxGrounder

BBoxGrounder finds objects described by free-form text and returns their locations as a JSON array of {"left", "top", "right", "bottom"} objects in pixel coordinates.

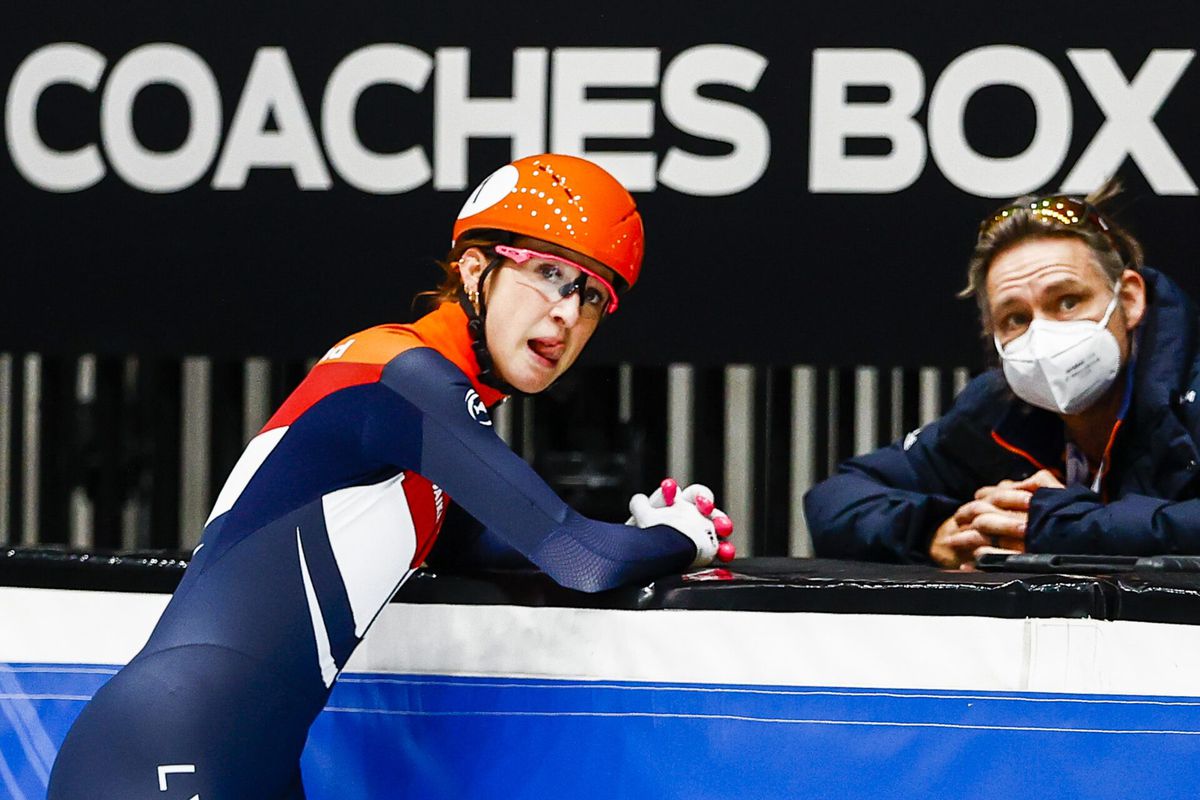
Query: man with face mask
[{"left": 805, "top": 181, "right": 1200, "bottom": 569}]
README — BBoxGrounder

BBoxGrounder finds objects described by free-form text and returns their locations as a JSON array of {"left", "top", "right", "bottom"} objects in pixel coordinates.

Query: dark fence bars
[{"left": 0, "top": 353, "right": 972, "bottom": 558}]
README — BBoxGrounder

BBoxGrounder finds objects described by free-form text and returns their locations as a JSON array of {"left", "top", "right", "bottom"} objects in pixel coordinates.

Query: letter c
[{"left": 5, "top": 43, "right": 107, "bottom": 192}]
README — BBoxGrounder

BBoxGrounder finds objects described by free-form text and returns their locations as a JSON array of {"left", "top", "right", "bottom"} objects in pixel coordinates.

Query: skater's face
[{"left": 457, "top": 239, "right": 615, "bottom": 393}]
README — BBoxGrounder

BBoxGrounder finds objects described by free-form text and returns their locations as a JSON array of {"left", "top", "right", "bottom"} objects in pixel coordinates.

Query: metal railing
[{"left": 0, "top": 353, "right": 975, "bottom": 558}]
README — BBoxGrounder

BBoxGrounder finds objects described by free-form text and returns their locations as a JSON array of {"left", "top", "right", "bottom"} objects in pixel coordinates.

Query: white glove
[{"left": 626, "top": 479, "right": 735, "bottom": 567}]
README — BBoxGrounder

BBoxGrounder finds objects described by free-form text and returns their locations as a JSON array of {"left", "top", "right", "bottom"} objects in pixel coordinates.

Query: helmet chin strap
[{"left": 460, "top": 257, "right": 519, "bottom": 396}]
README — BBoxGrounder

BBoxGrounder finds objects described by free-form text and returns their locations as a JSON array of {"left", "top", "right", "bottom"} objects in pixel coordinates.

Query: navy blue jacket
[{"left": 805, "top": 268, "right": 1200, "bottom": 563}]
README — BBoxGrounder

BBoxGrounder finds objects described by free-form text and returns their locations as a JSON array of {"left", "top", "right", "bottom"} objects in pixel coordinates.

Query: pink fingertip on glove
[
  {"left": 717, "top": 541, "right": 736, "bottom": 562},
  {"left": 695, "top": 495, "right": 715, "bottom": 516},
  {"left": 714, "top": 515, "right": 733, "bottom": 538},
  {"left": 660, "top": 478, "right": 678, "bottom": 506}
]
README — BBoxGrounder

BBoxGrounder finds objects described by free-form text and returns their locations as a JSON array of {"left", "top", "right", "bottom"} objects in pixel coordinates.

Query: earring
[{"left": 468, "top": 286, "right": 480, "bottom": 309}]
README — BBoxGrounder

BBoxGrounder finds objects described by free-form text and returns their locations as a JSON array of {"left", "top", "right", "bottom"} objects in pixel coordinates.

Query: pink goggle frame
[{"left": 493, "top": 244, "right": 619, "bottom": 315}]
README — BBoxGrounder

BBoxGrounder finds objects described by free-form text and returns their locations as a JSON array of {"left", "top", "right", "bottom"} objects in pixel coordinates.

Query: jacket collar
[
  {"left": 1127, "top": 268, "right": 1200, "bottom": 496},
  {"left": 1129, "top": 268, "right": 1197, "bottom": 421}
]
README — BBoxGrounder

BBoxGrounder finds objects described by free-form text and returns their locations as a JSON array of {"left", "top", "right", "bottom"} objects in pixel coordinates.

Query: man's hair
[{"left": 960, "top": 178, "right": 1145, "bottom": 332}]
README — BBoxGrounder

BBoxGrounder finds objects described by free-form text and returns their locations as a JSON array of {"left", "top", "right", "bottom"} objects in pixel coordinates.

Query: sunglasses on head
[{"left": 980, "top": 195, "right": 1122, "bottom": 255}]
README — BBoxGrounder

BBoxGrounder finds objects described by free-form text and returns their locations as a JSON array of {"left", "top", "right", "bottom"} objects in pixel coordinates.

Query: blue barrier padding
[{"left": 5, "top": 663, "right": 1200, "bottom": 799}]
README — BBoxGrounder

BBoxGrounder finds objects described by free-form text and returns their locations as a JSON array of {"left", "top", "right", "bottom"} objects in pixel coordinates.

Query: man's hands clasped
[
  {"left": 929, "top": 469, "right": 1064, "bottom": 570},
  {"left": 627, "top": 479, "right": 736, "bottom": 567}
]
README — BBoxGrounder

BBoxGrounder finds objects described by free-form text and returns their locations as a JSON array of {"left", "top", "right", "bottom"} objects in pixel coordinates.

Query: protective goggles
[
  {"left": 493, "top": 244, "right": 619, "bottom": 316},
  {"left": 980, "top": 195, "right": 1120, "bottom": 251}
]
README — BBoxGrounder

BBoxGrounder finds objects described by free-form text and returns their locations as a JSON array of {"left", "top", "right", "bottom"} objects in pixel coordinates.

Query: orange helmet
[{"left": 452, "top": 154, "right": 644, "bottom": 289}]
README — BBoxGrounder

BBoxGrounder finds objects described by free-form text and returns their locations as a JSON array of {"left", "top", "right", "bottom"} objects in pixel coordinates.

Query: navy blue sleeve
[
  {"left": 369, "top": 348, "right": 695, "bottom": 592},
  {"left": 1028, "top": 485, "right": 1200, "bottom": 555},
  {"left": 804, "top": 373, "right": 1018, "bottom": 564},
  {"left": 804, "top": 421, "right": 962, "bottom": 563},
  {"left": 425, "top": 503, "right": 535, "bottom": 570}
]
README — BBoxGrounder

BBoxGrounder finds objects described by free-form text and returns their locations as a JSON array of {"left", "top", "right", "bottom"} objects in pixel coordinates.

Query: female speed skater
[{"left": 48, "top": 153, "right": 735, "bottom": 799}]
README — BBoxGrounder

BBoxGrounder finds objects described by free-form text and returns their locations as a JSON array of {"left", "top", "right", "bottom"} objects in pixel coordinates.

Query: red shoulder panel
[
  {"left": 261, "top": 326, "right": 424, "bottom": 433},
  {"left": 262, "top": 362, "right": 385, "bottom": 432},
  {"left": 261, "top": 303, "right": 506, "bottom": 435}
]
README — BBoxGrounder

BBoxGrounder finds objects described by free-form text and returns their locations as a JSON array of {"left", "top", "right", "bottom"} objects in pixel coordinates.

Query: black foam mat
[{"left": 10, "top": 547, "right": 1200, "bottom": 623}]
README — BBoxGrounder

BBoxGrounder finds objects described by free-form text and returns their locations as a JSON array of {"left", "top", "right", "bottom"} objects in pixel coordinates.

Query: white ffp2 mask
[{"left": 995, "top": 285, "right": 1123, "bottom": 415}]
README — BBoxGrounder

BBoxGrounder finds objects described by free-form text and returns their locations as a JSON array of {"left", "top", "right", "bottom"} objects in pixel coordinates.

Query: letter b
[{"left": 808, "top": 49, "right": 926, "bottom": 193}]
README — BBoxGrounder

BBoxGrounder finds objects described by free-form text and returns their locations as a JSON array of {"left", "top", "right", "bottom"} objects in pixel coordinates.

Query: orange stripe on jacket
[
  {"left": 990, "top": 430, "right": 1064, "bottom": 480},
  {"left": 263, "top": 302, "right": 505, "bottom": 433}
]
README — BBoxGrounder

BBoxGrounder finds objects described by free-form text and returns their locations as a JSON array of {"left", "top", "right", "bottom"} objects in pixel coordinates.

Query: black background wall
[{"left": 5, "top": 1, "right": 1199, "bottom": 369}]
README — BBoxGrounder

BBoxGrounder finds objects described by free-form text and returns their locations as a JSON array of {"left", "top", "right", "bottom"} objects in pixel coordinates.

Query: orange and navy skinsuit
[{"left": 48, "top": 301, "right": 694, "bottom": 800}]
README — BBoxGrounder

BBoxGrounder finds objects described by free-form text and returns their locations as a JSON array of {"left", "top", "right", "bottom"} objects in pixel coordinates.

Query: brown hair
[
  {"left": 960, "top": 178, "right": 1145, "bottom": 332},
  {"left": 414, "top": 230, "right": 513, "bottom": 310}
]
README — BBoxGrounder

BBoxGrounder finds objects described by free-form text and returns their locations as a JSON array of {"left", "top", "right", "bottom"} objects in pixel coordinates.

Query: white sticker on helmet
[{"left": 457, "top": 164, "right": 520, "bottom": 220}]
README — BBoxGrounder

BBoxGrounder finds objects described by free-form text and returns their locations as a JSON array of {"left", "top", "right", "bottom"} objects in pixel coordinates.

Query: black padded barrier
[{"left": 11, "top": 547, "right": 1200, "bottom": 624}]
